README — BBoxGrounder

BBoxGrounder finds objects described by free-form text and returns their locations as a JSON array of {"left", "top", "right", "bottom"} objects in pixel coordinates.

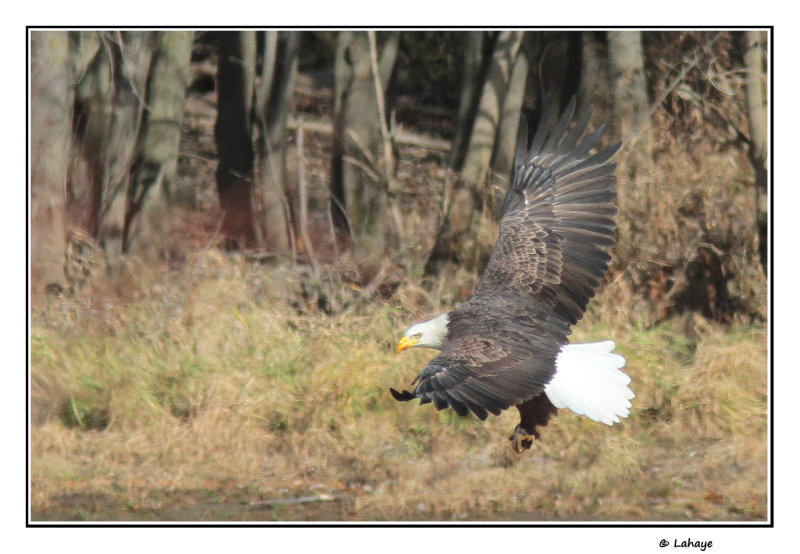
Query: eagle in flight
[{"left": 391, "top": 98, "right": 634, "bottom": 453}]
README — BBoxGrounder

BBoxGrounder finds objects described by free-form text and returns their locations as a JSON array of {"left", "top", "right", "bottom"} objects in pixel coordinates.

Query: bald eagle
[{"left": 391, "top": 98, "right": 634, "bottom": 453}]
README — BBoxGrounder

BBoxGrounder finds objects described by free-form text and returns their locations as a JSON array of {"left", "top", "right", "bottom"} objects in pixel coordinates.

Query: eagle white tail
[{"left": 545, "top": 341, "right": 633, "bottom": 425}]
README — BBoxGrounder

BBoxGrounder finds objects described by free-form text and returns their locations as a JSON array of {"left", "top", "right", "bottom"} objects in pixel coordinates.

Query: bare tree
[
  {"left": 254, "top": 31, "right": 300, "bottom": 253},
  {"left": 30, "top": 31, "right": 72, "bottom": 293},
  {"left": 33, "top": 31, "right": 191, "bottom": 288},
  {"left": 743, "top": 30, "right": 768, "bottom": 275},
  {"left": 123, "top": 31, "right": 194, "bottom": 258},
  {"left": 490, "top": 35, "right": 531, "bottom": 212},
  {"left": 330, "top": 31, "right": 399, "bottom": 261},
  {"left": 578, "top": 31, "right": 611, "bottom": 118},
  {"left": 66, "top": 31, "right": 153, "bottom": 280},
  {"left": 460, "top": 31, "right": 525, "bottom": 192},
  {"left": 607, "top": 31, "right": 651, "bottom": 174},
  {"left": 214, "top": 31, "right": 259, "bottom": 250},
  {"left": 69, "top": 33, "right": 145, "bottom": 239},
  {"left": 425, "top": 30, "right": 525, "bottom": 277},
  {"left": 449, "top": 31, "right": 486, "bottom": 172}
]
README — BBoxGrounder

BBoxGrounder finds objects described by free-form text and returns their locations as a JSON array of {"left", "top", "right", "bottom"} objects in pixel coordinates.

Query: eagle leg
[
  {"left": 509, "top": 425, "right": 538, "bottom": 453},
  {"left": 509, "top": 394, "right": 558, "bottom": 453}
]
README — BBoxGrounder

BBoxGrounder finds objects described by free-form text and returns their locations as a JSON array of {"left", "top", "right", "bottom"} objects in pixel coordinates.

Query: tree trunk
[
  {"left": 214, "top": 31, "right": 259, "bottom": 250},
  {"left": 578, "top": 31, "right": 611, "bottom": 119},
  {"left": 743, "top": 30, "right": 768, "bottom": 275},
  {"left": 490, "top": 38, "right": 529, "bottom": 213},
  {"left": 30, "top": 31, "right": 73, "bottom": 294},
  {"left": 606, "top": 30, "right": 653, "bottom": 290},
  {"left": 449, "top": 31, "right": 487, "bottom": 172},
  {"left": 254, "top": 31, "right": 299, "bottom": 252},
  {"left": 68, "top": 34, "right": 116, "bottom": 241},
  {"left": 122, "top": 31, "right": 193, "bottom": 258},
  {"left": 329, "top": 31, "right": 354, "bottom": 236},
  {"left": 343, "top": 31, "right": 385, "bottom": 255},
  {"left": 607, "top": 31, "right": 651, "bottom": 172}
]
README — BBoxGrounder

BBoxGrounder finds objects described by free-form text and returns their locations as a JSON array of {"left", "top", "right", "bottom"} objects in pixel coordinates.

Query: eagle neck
[{"left": 431, "top": 312, "right": 452, "bottom": 348}]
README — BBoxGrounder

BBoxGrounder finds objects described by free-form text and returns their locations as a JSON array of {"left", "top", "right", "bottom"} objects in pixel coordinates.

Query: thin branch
[
  {"left": 297, "top": 118, "right": 320, "bottom": 278},
  {"left": 287, "top": 117, "right": 451, "bottom": 151},
  {"left": 367, "top": 30, "right": 395, "bottom": 186},
  {"left": 342, "top": 154, "right": 382, "bottom": 183},
  {"left": 345, "top": 128, "right": 379, "bottom": 174},
  {"left": 326, "top": 196, "right": 342, "bottom": 282},
  {"left": 328, "top": 192, "right": 357, "bottom": 247}
]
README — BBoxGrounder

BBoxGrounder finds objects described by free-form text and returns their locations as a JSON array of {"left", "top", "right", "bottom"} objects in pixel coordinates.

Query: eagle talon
[{"left": 509, "top": 425, "right": 538, "bottom": 453}]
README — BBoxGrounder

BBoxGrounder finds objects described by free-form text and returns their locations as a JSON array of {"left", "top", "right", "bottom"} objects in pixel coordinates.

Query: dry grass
[{"left": 29, "top": 253, "right": 767, "bottom": 522}]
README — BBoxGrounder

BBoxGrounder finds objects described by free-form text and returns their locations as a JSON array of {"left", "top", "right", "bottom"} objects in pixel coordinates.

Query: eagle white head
[{"left": 397, "top": 313, "right": 450, "bottom": 352}]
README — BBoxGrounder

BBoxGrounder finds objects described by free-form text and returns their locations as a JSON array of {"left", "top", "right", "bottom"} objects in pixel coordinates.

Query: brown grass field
[{"left": 29, "top": 252, "right": 768, "bottom": 522}]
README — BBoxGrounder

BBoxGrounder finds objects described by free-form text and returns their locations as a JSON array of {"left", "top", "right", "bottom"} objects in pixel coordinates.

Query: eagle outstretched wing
[
  {"left": 392, "top": 98, "right": 621, "bottom": 420},
  {"left": 477, "top": 97, "right": 620, "bottom": 325}
]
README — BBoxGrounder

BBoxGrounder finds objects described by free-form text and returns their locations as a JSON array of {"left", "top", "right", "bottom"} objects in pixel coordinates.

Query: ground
[{"left": 30, "top": 255, "right": 767, "bottom": 522}]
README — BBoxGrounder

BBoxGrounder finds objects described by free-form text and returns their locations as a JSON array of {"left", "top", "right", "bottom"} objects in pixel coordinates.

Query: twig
[
  {"left": 390, "top": 202, "right": 406, "bottom": 253},
  {"left": 284, "top": 196, "right": 298, "bottom": 269},
  {"left": 286, "top": 117, "right": 451, "bottom": 151},
  {"left": 326, "top": 197, "right": 342, "bottom": 282},
  {"left": 345, "top": 128, "right": 379, "bottom": 174},
  {"left": 297, "top": 118, "right": 320, "bottom": 278},
  {"left": 250, "top": 493, "right": 336, "bottom": 507},
  {"left": 342, "top": 154, "right": 382, "bottom": 183},
  {"left": 328, "top": 192, "right": 357, "bottom": 248},
  {"left": 367, "top": 30, "right": 396, "bottom": 186}
]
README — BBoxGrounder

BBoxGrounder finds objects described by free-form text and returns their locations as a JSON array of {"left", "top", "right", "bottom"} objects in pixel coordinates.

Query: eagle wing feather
[{"left": 478, "top": 96, "right": 620, "bottom": 325}]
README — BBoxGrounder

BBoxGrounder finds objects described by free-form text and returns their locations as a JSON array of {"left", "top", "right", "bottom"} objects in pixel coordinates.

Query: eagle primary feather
[{"left": 392, "top": 97, "right": 633, "bottom": 452}]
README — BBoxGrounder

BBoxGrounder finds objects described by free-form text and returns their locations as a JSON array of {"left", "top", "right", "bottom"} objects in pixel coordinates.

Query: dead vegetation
[
  {"left": 30, "top": 252, "right": 767, "bottom": 522},
  {"left": 610, "top": 31, "right": 766, "bottom": 327}
]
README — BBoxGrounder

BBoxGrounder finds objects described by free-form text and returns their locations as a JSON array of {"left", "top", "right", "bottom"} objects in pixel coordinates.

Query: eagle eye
[{"left": 413, "top": 332, "right": 423, "bottom": 339}]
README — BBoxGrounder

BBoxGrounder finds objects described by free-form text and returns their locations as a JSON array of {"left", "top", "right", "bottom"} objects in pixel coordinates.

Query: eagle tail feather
[{"left": 544, "top": 341, "right": 634, "bottom": 425}]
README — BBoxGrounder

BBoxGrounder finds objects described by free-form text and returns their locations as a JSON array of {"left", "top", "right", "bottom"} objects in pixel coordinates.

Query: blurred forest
[
  {"left": 30, "top": 29, "right": 767, "bottom": 325},
  {"left": 29, "top": 29, "right": 769, "bottom": 522}
]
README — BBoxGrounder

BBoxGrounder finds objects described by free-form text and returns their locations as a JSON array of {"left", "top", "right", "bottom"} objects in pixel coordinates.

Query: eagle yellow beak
[{"left": 397, "top": 336, "right": 419, "bottom": 353}]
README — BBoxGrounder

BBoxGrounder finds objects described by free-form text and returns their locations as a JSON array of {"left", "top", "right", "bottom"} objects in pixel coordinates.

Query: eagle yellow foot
[{"left": 509, "top": 425, "right": 539, "bottom": 453}]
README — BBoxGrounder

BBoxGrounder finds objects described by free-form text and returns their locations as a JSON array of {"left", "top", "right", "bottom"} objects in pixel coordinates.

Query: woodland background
[{"left": 29, "top": 29, "right": 768, "bottom": 522}]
